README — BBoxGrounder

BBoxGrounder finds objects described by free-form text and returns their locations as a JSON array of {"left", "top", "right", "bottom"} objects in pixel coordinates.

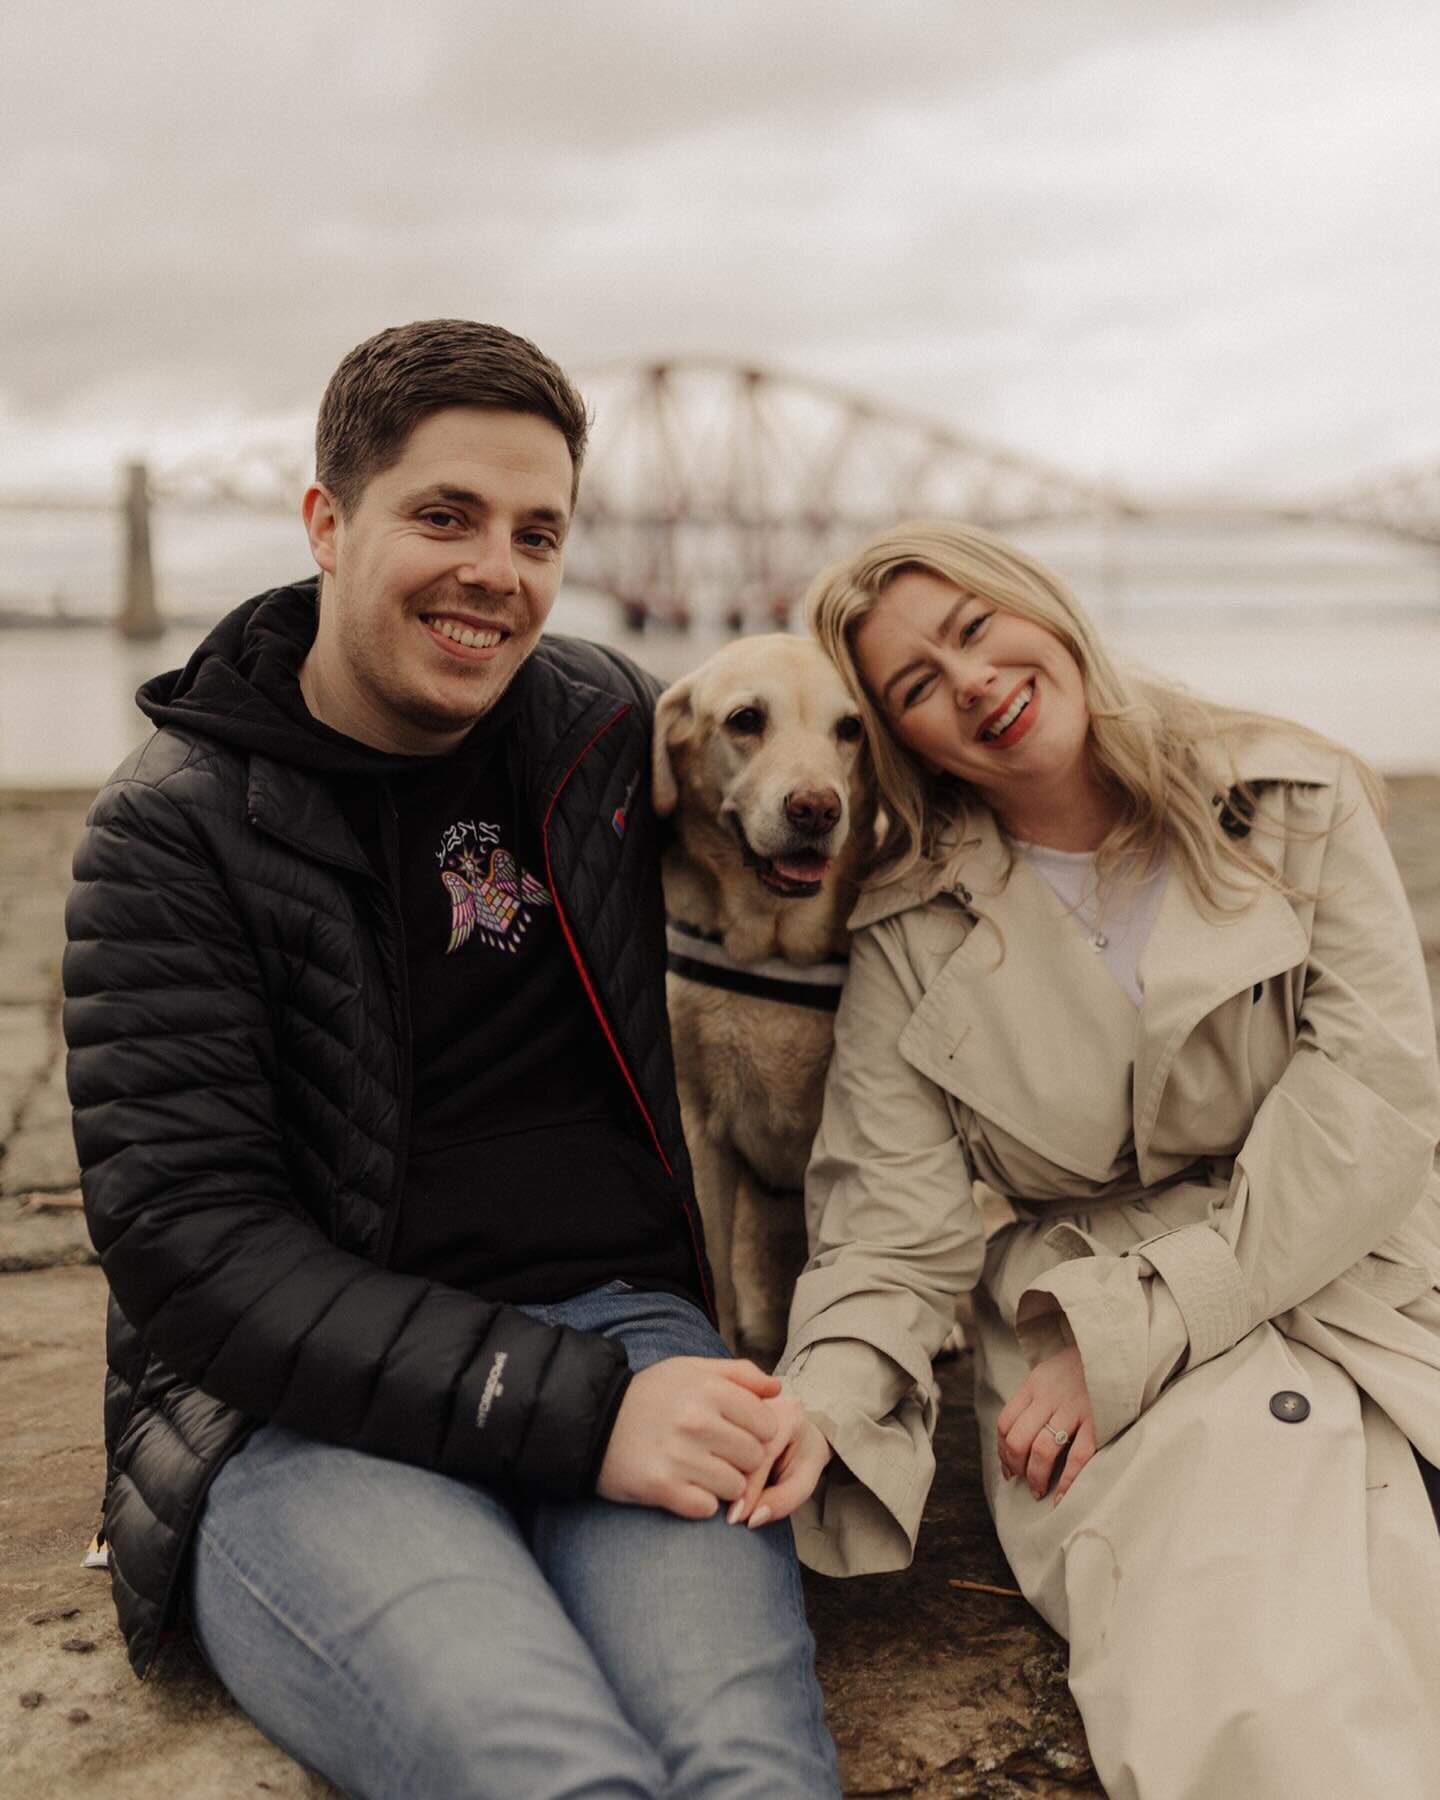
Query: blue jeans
[{"left": 190, "top": 1283, "right": 838, "bottom": 1798}]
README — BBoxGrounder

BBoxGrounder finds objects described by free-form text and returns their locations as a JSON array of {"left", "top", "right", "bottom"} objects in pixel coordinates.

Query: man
[{"left": 63, "top": 320, "right": 838, "bottom": 1798}]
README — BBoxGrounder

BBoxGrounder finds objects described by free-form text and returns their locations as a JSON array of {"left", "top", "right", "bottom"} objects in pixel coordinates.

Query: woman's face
[{"left": 852, "top": 567, "right": 1094, "bottom": 825}]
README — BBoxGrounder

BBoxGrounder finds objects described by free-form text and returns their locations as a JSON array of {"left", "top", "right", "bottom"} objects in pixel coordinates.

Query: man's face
[{"left": 301, "top": 406, "right": 575, "bottom": 753}]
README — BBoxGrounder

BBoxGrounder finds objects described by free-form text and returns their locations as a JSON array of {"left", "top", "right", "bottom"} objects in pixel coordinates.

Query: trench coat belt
[
  {"left": 1130, "top": 1225, "right": 1250, "bottom": 1367},
  {"left": 1008, "top": 1163, "right": 1218, "bottom": 1227}
]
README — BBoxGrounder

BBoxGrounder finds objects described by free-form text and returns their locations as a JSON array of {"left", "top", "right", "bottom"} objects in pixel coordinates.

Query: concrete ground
[{"left": 4, "top": 780, "right": 1438, "bottom": 1799}]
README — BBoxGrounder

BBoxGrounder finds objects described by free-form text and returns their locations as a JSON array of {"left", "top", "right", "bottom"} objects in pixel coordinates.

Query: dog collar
[{"left": 666, "top": 919, "right": 848, "bottom": 1012}]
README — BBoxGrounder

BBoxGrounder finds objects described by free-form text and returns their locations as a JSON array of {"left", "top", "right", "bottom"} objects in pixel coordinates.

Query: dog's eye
[
  {"left": 725, "top": 707, "right": 765, "bottom": 736},
  {"left": 836, "top": 715, "right": 863, "bottom": 743}
]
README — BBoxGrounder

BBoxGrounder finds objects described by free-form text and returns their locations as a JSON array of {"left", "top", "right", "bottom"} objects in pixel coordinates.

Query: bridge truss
[
  {"left": 36, "top": 358, "right": 1435, "bottom": 634},
  {"left": 566, "top": 361, "right": 1131, "bottom": 627}
]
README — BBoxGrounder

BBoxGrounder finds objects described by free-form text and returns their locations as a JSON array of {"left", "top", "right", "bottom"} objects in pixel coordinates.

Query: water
[
  {"left": 4, "top": 590, "right": 1438, "bottom": 789},
  {"left": 2, "top": 509, "right": 1438, "bottom": 786},
  {"left": 0, "top": 591, "right": 694, "bottom": 789}
]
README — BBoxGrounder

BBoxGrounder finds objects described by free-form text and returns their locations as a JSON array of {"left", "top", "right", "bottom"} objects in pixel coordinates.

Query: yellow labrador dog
[{"left": 652, "top": 634, "right": 873, "bottom": 1358}]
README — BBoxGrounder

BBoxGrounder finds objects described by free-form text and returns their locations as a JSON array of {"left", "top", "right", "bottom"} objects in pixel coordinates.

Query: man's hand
[
  {"left": 726, "top": 1394, "right": 833, "bottom": 1529},
  {"left": 996, "top": 1345, "right": 1096, "bottom": 1504},
  {"left": 596, "top": 1357, "right": 784, "bottom": 1518}
]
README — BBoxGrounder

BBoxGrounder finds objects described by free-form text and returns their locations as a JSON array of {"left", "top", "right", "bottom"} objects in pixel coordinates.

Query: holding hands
[
  {"left": 596, "top": 1355, "right": 832, "bottom": 1526},
  {"left": 597, "top": 1356, "right": 783, "bottom": 1517},
  {"left": 996, "top": 1345, "right": 1096, "bottom": 1505},
  {"left": 604, "top": 1343, "right": 1097, "bottom": 1523},
  {"left": 727, "top": 1395, "right": 832, "bottom": 1530}
]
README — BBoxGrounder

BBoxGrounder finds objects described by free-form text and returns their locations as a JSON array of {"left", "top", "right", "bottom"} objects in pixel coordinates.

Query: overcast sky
[{"left": 3, "top": 0, "right": 1437, "bottom": 499}]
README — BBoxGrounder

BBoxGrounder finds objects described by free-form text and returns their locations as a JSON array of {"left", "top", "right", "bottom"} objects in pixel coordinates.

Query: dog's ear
[{"left": 651, "top": 677, "right": 697, "bottom": 818}]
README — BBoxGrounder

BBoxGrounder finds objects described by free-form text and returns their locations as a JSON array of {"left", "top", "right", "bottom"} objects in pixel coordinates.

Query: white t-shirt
[{"left": 1015, "top": 841, "right": 1170, "bottom": 1007}]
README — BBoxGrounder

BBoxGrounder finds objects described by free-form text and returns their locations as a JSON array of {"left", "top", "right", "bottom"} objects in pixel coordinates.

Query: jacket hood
[{"left": 135, "top": 577, "right": 518, "bottom": 777}]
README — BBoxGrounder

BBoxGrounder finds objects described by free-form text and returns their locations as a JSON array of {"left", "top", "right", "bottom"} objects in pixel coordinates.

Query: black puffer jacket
[{"left": 63, "top": 581, "right": 711, "bottom": 1677}]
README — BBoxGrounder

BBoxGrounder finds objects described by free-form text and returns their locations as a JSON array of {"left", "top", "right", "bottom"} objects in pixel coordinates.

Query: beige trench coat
[{"left": 779, "top": 733, "right": 1440, "bottom": 1798}]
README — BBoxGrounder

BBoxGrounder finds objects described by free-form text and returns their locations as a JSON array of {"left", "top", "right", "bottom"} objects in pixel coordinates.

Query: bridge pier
[{"left": 118, "top": 460, "right": 162, "bottom": 640}]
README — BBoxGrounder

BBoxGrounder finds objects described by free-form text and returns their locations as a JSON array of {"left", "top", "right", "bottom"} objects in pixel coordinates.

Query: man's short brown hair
[{"left": 315, "top": 319, "right": 589, "bottom": 514}]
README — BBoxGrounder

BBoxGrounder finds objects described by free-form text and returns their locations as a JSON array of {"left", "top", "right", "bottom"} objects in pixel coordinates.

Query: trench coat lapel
[
  {"left": 895, "top": 815, "right": 1140, "bottom": 1184},
  {"left": 1131, "top": 869, "right": 1307, "bottom": 1173},
  {"left": 1131, "top": 725, "right": 1334, "bottom": 1169},
  {"left": 862, "top": 730, "right": 1332, "bottom": 1187}
]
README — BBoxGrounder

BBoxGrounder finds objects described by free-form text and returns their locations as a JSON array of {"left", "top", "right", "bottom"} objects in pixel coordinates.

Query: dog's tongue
[{"left": 770, "top": 853, "right": 832, "bottom": 883}]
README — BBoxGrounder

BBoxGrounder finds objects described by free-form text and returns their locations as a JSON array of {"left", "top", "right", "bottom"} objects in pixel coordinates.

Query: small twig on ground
[
  {"left": 18, "top": 1190, "right": 85, "bottom": 1212},
  {"left": 949, "top": 1577, "right": 1024, "bottom": 1598}
]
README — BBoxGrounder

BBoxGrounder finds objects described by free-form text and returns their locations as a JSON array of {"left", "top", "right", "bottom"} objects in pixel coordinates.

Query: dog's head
[{"left": 653, "top": 635, "right": 869, "bottom": 901}]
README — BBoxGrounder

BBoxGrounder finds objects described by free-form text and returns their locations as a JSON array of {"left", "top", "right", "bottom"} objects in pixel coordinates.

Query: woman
[{"left": 731, "top": 520, "right": 1440, "bottom": 1797}]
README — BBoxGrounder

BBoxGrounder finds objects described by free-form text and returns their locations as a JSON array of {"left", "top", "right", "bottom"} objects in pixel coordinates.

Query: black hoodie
[{"left": 138, "top": 579, "right": 701, "bottom": 1307}]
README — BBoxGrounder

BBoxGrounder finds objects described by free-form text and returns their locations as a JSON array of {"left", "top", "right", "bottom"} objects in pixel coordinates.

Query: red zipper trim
[{"left": 542, "top": 705, "right": 717, "bottom": 1321}]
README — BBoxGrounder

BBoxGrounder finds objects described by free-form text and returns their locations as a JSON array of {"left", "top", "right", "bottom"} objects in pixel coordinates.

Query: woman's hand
[
  {"left": 726, "top": 1393, "right": 833, "bottom": 1529},
  {"left": 996, "top": 1345, "right": 1096, "bottom": 1505}
]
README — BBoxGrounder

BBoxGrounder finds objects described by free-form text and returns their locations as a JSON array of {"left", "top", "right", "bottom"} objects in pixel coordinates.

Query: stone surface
[
  {"left": 0, "top": 1263, "right": 337, "bottom": 1799},
  {"left": 0, "top": 1003, "right": 54, "bottom": 1145},
  {"left": 0, "top": 792, "right": 84, "bottom": 1207},
  {"left": 2, "top": 778, "right": 1436, "bottom": 1798},
  {"left": 0, "top": 1195, "right": 93, "bottom": 1274},
  {"left": 2, "top": 1057, "right": 83, "bottom": 1196}
]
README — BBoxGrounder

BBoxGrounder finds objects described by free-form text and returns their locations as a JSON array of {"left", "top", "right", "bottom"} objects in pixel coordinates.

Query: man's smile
[{"left": 418, "top": 610, "right": 511, "bottom": 659}]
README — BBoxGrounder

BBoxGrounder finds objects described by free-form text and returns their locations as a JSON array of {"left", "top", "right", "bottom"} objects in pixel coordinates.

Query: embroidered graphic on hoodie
[{"left": 437, "top": 818, "right": 552, "bottom": 955}]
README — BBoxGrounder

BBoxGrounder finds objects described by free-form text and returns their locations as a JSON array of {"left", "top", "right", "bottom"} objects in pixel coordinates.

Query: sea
[{"left": 2, "top": 507, "right": 1438, "bottom": 788}]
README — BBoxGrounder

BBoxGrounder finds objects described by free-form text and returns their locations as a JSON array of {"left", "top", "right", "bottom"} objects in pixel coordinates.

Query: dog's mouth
[
  {"left": 730, "top": 820, "right": 835, "bottom": 898},
  {"left": 757, "top": 851, "right": 833, "bottom": 898}
]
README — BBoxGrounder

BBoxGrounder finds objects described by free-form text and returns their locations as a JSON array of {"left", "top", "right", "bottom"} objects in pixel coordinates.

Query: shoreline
[{"left": 6, "top": 604, "right": 1440, "bottom": 786}]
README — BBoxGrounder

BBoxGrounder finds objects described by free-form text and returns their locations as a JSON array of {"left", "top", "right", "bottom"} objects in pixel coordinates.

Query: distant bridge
[
  {"left": 566, "top": 363, "right": 1440, "bottom": 623},
  {"left": 565, "top": 361, "right": 1133, "bottom": 627},
  {"left": 2, "top": 358, "right": 1437, "bottom": 635}
]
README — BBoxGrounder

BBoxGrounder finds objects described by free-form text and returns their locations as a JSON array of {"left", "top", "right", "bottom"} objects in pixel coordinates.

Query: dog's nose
[{"left": 784, "top": 787, "right": 841, "bottom": 833}]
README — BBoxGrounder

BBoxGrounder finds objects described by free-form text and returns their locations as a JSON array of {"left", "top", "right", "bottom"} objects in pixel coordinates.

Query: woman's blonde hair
[{"left": 803, "top": 518, "right": 1379, "bottom": 908}]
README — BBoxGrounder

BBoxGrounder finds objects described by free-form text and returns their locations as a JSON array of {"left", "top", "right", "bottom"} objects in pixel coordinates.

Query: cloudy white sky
[{"left": 3, "top": 0, "right": 1437, "bottom": 500}]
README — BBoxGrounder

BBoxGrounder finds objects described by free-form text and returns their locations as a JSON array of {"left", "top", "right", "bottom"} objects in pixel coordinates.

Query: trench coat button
[{"left": 1269, "top": 1390, "right": 1311, "bottom": 1422}]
